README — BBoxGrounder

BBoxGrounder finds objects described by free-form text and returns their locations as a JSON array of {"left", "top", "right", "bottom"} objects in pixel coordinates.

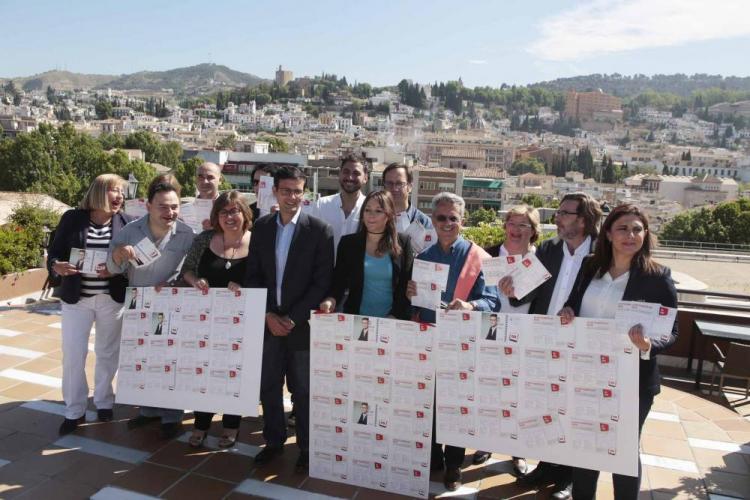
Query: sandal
[
  {"left": 218, "top": 428, "right": 239, "bottom": 449},
  {"left": 188, "top": 429, "right": 207, "bottom": 448}
]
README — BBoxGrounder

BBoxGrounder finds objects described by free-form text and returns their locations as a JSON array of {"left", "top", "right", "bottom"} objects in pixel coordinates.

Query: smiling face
[
  {"left": 218, "top": 202, "right": 244, "bottom": 233},
  {"left": 555, "top": 199, "right": 585, "bottom": 242},
  {"left": 504, "top": 214, "right": 534, "bottom": 254},
  {"left": 147, "top": 190, "right": 180, "bottom": 232},
  {"left": 362, "top": 198, "right": 388, "bottom": 234},
  {"left": 490, "top": 315, "right": 497, "bottom": 327},
  {"left": 607, "top": 213, "right": 647, "bottom": 262},
  {"left": 106, "top": 184, "right": 124, "bottom": 214},
  {"left": 196, "top": 163, "right": 221, "bottom": 199},
  {"left": 431, "top": 201, "right": 463, "bottom": 247},
  {"left": 383, "top": 167, "right": 411, "bottom": 209},
  {"left": 339, "top": 160, "right": 367, "bottom": 194},
  {"left": 273, "top": 178, "right": 305, "bottom": 219}
]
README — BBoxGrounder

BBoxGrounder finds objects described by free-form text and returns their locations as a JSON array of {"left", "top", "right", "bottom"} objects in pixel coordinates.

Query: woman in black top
[
  {"left": 319, "top": 190, "right": 413, "bottom": 319},
  {"left": 181, "top": 191, "right": 252, "bottom": 448},
  {"left": 559, "top": 204, "right": 678, "bottom": 500},
  {"left": 47, "top": 174, "right": 134, "bottom": 435}
]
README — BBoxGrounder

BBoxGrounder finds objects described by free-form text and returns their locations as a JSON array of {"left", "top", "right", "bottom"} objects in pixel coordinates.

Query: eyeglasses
[
  {"left": 218, "top": 208, "right": 242, "bottom": 218},
  {"left": 505, "top": 222, "right": 532, "bottom": 231},
  {"left": 435, "top": 215, "right": 460, "bottom": 223},
  {"left": 252, "top": 179, "right": 261, "bottom": 186},
  {"left": 555, "top": 209, "right": 579, "bottom": 217},
  {"left": 384, "top": 181, "right": 408, "bottom": 190},
  {"left": 277, "top": 188, "right": 304, "bottom": 198}
]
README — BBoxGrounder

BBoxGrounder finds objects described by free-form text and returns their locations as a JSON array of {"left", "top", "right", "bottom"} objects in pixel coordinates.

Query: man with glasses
[
  {"left": 313, "top": 153, "right": 369, "bottom": 258},
  {"left": 244, "top": 166, "right": 334, "bottom": 471},
  {"left": 407, "top": 192, "right": 500, "bottom": 492},
  {"left": 505, "top": 192, "right": 602, "bottom": 500},
  {"left": 382, "top": 163, "right": 433, "bottom": 239}
]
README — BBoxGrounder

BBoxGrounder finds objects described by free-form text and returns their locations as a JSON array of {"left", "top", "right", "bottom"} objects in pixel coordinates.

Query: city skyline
[{"left": 4, "top": 0, "right": 750, "bottom": 88}]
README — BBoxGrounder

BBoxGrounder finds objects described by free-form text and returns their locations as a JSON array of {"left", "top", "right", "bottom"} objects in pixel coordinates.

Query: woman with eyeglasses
[
  {"left": 319, "top": 190, "right": 413, "bottom": 319},
  {"left": 471, "top": 204, "right": 541, "bottom": 471},
  {"left": 48, "top": 174, "right": 135, "bottom": 435},
  {"left": 181, "top": 190, "right": 253, "bottom": 448},
  {"left": 558, "top": 204, "right": 678, "bottom": 500}
]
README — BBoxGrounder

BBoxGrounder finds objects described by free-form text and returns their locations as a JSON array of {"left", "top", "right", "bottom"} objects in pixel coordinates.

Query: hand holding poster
[{"left": 496, "top": 253, "right": 552, "bottom": 300}]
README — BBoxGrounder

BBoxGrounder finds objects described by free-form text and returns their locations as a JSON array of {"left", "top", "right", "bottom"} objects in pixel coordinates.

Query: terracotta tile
[
  {"left": 14, "top": 475, "right": 99, "bottom": 499},
  {"left": 660, "top": 386, "right": 689, "bottom": 402},
  {"left": 642, "top": 435, "right": 696, "bottom": 461},
  {"left": 0, "top": 407, "right": 63, "bottom": 441},
  {"left": 194, "top": 452, "right": 255, "bottom": 483},
  {"left": 703, "top": 469, "right": 750, "bottom": 498},
  {"left": 16, "top": 356, "right": 60, "bottom": 374},
  {"left": 651, "top": 489, "right": 706, "bottom": 500},
  {"left": 714, "top": 418, "right": 750, "bottom": 432},
  {"left": 162, "top": 473, "right": 236, "bottom": 499},
  {"left": 726, "top": 430, "right": 750, "bottom": 443},
  {"left": 681, "top": 421, "right": 731, "bottom": 441},
  {"left": 0, "top": 354, "right": 27, "bottom": 370},
  {"left": 694, "top": 404, "right": 744, "bottom": 421},
  {"left": 38, "top": 387, "right": 64, "bottom": 401},
  {"left": 73, "top": 419, "right": 130, "bottom": 441},
  {"left": 643, "top": 420, "right": 686, "bottom": 439},
  {"left": 650, "top": 398, "right": 676, "bottom": 413},
  {"left": 108, "top": 424, "right": 177, "bottom": 452},
  {"left": 674, "top": 395, "right": 712, "bottom": 411},
  {"left": 477, "top": 470, "right": 534, "bottom": 498},
  {"left": 301, "top": 477, "right": 359, "bottom": 498},
  {"left": 677, "top": 409, "right": 707, "bottom": 422},
  {"left": 3, "top": 447, "right": 86, "bottom": 477},
  {"left": 147, "top": 440, "right": 213, "bottom": 471},
  {"left": 111, "top": 462, "right": 185, "bottom": 496},
  {"left": 0, "top": 467, "right": 49, "bottom": 499},
  {"left": 45, "top": 349, "right": 64, "bottom": 361},
  {"left": 644, "top": 466, "right": 704, "bottom": 496},
  {"left": 691, "top": 448, "right": 750, "bottom": 475},
  {"left": 55, "top": 453, "right": 133, "bottom": 488},
  {"left": 0, "top": 381, "right": 54, "bottom": 400},
  {"left": 0, "top": 377, "right": 21, "bottom": 392},
  {"left": 0, "top": 431, "right": 51, "bottom": 460}
]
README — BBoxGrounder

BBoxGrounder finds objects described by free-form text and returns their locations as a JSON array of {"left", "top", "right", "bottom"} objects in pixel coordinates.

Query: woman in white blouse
[{"left": 559, "top": 203, "right": 678, "bottom": 500}]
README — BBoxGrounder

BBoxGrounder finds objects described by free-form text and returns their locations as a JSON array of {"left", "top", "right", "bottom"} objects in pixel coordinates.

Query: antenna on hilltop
[{"left": 208, "top": 52, "right": 213, "bottom": 65}]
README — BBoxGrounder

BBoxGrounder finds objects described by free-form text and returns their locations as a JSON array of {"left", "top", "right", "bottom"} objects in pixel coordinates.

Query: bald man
[{"left": 196, "top": 162, "right": 222, "bottom": 230}]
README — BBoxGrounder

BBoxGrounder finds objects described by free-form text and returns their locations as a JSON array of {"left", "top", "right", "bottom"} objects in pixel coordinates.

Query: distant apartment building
[
  {"left": 625, "top": 173, "right": 739, "bottom": 208},
  {"left": 564, "top": 89, "right": 623, "bottom": 131},
  {"left": 418, "top": 136, "right": 515, "bottom": 170},
  {"left": 275, "top": 65, "right": 294, "bottom": 86}
]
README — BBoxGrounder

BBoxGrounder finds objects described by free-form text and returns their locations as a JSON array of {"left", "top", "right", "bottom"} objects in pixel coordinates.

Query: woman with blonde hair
[{"left": 48, "top": 174, "right": 134, "bottom": 435}]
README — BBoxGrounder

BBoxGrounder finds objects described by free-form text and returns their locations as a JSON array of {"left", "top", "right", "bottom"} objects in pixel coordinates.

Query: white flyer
[
  {"left": 404, "top": 220, "right": 437, "bottom": 254},
  {"left": 411, "top": 259, "right": 450, "bottom": 291},
  {"left": 69, "top": 247, "right": 108, "bottom": 274},
  {"left": 409, "top": 281, "right": 442, "bottom": 311},
  {"left": 435, "top": 310, "right": 640, "bottom": 477},
  {"left": 257, "top": 175, "right": 277, "bottom": 212},
  {"left": 130, "top": 236, "right": 161, "bottom": 268},
  {"left": 500, "top": 253, "right": 552, "bottom": 300},
  {"left": 615, "top": 301, "right": 677, "bottom": 343},
  {"left": 309, "top": 313, "right": 435, "bottom": 498},
  {"left": 481, "top": 254, "right": 523, "bottom": 284},
  {"left": 124, "top": 198, "right": 148, "bottom": 218},
  {"left": 115, "top": 288, "right": 266, "bottom": 416},
  {"left": 179, "top": 198, "right": 214, "bottom": 233}
]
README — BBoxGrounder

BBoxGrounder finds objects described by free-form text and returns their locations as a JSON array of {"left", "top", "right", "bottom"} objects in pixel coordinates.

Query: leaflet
[
  {"left": 257, "top": 175, "right": 277, "bottom": 212},
  {"left": 309, "top": 313, "right": 435, "bottom": 498},
  {"left": 409, "top": 281, "right": 442, "bottom": 311},
  {"left": 500, "top": 253, "right": 552, "bottom": 300},
  {"left": 115, "top": 287, "right": 266, "bottom": 417},
  {"left": 404, "top": 220, "right": 437, "bottom": 254},
  {"left": 69, "top": 247, "right": 108, "bottom": 274},
  {"left": 615, "top": 301, "right": 677, "bottom": 343},
  {"left": 130, "top": 236, "right": 161, "bottom": 268},
  {"left": 435, "top": 310, "right": 640, "bottom": 477},
  {"left": 179, "top": 198, "right": 214, "bottom": 233},
  {"left": 481, "top": 254, "right": 523, "bottom": 284},
  {"left": 411, "top": 259, "right": 450, "bottom": 291}
]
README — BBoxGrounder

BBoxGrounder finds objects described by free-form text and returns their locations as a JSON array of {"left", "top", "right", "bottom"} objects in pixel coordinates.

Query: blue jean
[{"left": 260, "top": 335, "right": 310, "bottom": 451}]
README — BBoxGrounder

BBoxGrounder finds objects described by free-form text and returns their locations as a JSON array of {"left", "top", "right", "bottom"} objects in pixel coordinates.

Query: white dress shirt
[
  {"left": 546, "top": 236, "right": 591, "bottom": 316},
  {"left": 314, "top": 192, "right": 365, "bottom": 258},
  {"left": 579, "top": 271, "right": 629, "bottom": 319}
]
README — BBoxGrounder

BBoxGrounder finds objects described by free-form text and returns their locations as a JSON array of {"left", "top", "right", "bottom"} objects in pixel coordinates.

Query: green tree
[
  {"left": 467, "top": 207, "right": 497, "bottom": 226},
  {"left": 259, "top": 135, "right": 289, "bottom": 153},
  {"left": 218, "top": 135, "right": 237, "bottom": 150},
  {"left": 95, "top": 100, "right": 113, "bottom": 120},
  {"left": 520, "top": 194, "right": 546, "bottom": 208},
  {"left": 509, "top": 158, "right": 546, "bottom": 176},
  {"left": 462, "top": 224, "right": 505, "bottom": 248},
  {"left": 46, "top": 85, "right": 57, "bottom": 104}
]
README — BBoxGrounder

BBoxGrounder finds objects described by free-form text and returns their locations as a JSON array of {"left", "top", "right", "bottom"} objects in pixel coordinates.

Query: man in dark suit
[
  {"left": 500, "top": 192, "right": 602, "bottom": 500},
  {"left": 357, "top": 402, "right": 369, "bottom": 425},
  {"left": 153, "top": 313, "right": 164, "bottom": 336},
  {"left": 244, "top": 166, "right": 334, "bottom": 471},
  {"left": 358, "top": 317, "right": 369, "bottom": 341},
  {"left": 485, "top": 313, "right": 498, "bottom": 341},
  {"left": 127, "top": 288, "right": 138, "bottom": 309}
]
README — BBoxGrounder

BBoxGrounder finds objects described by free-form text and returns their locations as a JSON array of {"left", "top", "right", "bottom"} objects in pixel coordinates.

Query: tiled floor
[{"left": 0, "top": 299, "right": 748, "bottom": 499}]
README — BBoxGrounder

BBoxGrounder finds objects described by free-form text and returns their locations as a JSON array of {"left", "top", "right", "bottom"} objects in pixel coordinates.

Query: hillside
[
  {"left": 1, "top": 63, "right": 269, "bottom": 95},
  {"left": 530, "top": 73, "right": 750, "bottom": 98}
]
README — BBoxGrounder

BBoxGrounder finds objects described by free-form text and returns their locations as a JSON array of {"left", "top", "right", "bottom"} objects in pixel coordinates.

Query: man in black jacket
[
  {"left": 501, "top": 192, "right": 602, "bottom": 500},
  {"left": 244, "top": 166, "right": 334, "bottom": 471}
]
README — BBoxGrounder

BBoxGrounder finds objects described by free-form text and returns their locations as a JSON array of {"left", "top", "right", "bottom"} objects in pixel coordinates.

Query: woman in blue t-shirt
[{"left": 319, "top": 190, "right": 413, "bottom": 319}]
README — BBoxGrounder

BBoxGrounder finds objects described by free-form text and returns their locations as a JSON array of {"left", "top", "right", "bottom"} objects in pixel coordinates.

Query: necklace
[{"left": 222, "top": 232, "right": 242, "bottom": 270}]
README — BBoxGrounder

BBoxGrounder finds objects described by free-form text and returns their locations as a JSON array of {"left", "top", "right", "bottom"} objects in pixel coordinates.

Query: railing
[
  {"left": 676, "top": 288, "right": 750, "bottom": 313},
  {"left": 659, "top": 239, "right": 750, "bottom": 253}
]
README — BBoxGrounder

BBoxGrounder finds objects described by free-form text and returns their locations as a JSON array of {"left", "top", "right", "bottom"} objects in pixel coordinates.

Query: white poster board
[
  {"left": 309, "top": 313, "right": 436, "bottom": 498},
  {"left": 115, "top": 287, "right": 266, "bottom": 416},
  {"left": 435, "top": 310, "right": 640, "bottom": 477}
]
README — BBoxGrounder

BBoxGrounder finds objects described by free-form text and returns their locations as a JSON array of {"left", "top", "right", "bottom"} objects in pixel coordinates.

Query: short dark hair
[
  {"left": 147, "top": 174, "right": 181, "bottom": 203},
  {"left": 340, "top": 153, "right": 371, "bottom": 175},
  {"left": 251, "top": 163, "right": 279, "bottom": 180},
  {"left": 383, "top": 163, "right": 413, "bottom": 183},
  {"left": 210, "top": 190, "right": 253, "bottom": 232},
  {"left": 561, "top": 192, "right": 602, "bottom": 239},
  {"left": 273, "top": 165, "right": 306, "bottom": 188}
]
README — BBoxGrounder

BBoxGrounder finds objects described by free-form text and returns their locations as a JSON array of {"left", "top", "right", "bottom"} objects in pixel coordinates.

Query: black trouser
[
  {"left": 193, "top": 412, "right": 241, "bottom": 431},
  {"left": 260, "top": 335, "right": 310, "bottom": 451},
  {"left": 572, "top": 393, "right": 654, "bottom": 500}
]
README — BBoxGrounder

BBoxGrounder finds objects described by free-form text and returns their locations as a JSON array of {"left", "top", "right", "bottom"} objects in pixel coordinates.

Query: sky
[{"left": 3, "top": 0, "right": 750, "bottom": 87}]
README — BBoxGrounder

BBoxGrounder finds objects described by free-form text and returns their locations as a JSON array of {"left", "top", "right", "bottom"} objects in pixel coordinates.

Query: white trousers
[{"left": 61, "top": 294, "right": 123, "bottom": 419}]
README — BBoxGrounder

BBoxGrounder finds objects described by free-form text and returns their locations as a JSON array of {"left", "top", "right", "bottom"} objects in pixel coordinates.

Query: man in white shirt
[
  {"left": 313, "top": 154, "right": 369, "bottom": 258},
  {"left": 503, "top": 192, "right": 602, "bottom": 500}
]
